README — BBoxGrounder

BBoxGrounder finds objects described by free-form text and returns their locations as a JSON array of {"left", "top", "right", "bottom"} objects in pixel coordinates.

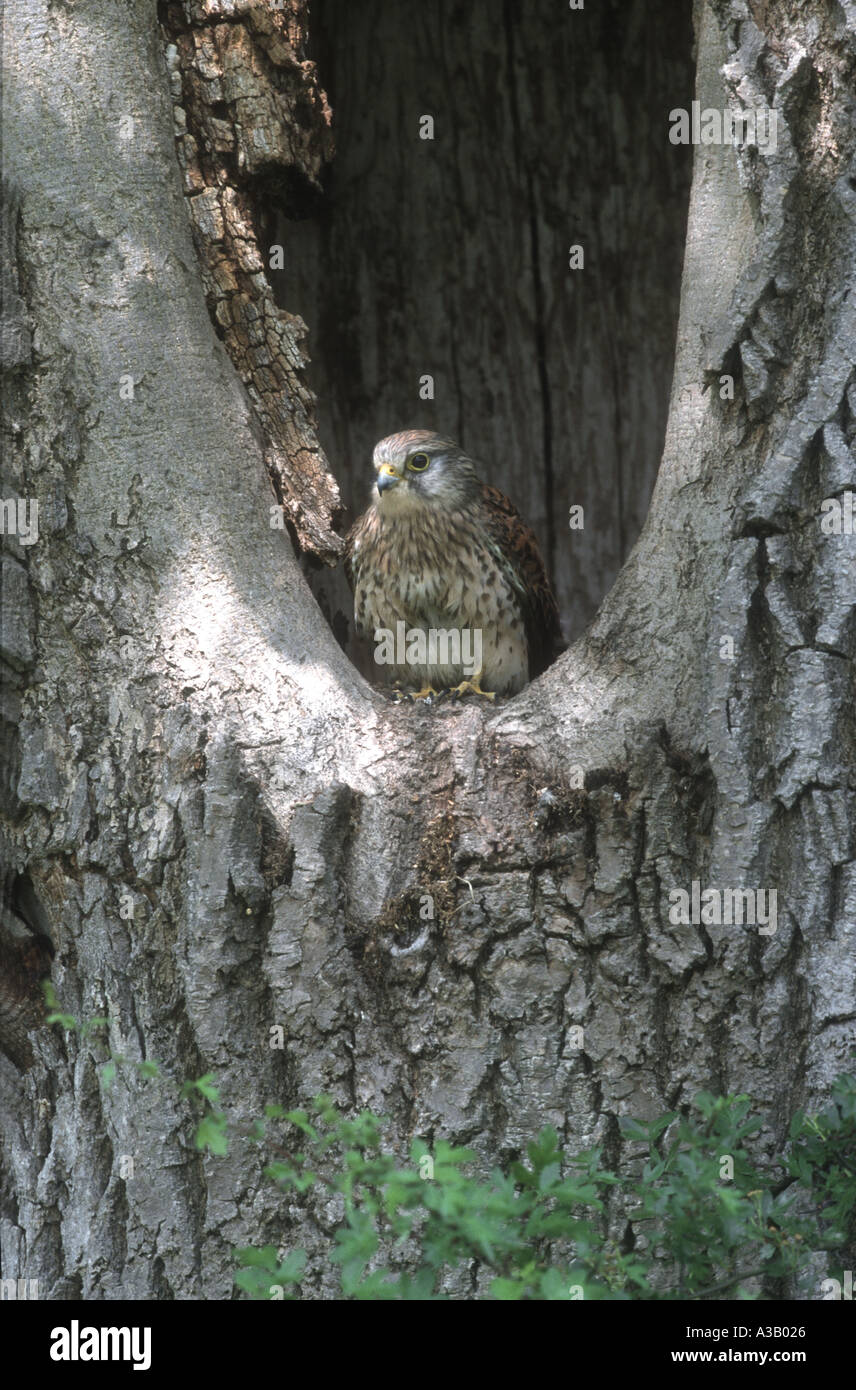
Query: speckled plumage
[{"left": 345, "top": 430, "right": 564, "bottom": 696}]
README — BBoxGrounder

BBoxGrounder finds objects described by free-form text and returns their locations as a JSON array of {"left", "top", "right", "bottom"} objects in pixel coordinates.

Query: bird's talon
[
  {"left": 450, "top": 679, "right": 496, "bottom": 701},
  {"left": 407, "top": 685, "right": 441, "bottom": 702}
]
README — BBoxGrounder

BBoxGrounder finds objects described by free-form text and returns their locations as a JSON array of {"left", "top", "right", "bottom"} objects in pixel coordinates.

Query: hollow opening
[{"left": 271, "top": 0, "right": 694, "bottom": 676}]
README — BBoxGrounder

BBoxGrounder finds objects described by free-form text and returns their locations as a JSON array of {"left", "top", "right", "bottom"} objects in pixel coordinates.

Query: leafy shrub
[
  {"left": 43, "top": 989, "right": 855, "bottom": 1300},
  {"left": 235, "top": 1076, "right": 856, "bottom": 1301}
]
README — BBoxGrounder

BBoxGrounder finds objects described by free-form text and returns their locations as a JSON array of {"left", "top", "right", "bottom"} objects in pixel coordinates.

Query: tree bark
[{"left": 1, "top": 0, "right": 855, "bottom": 1300}]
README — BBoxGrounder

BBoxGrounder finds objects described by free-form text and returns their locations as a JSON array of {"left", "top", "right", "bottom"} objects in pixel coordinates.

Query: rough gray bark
[{"left": 1, "top": 0, "right": 855, "bottom": 1301}]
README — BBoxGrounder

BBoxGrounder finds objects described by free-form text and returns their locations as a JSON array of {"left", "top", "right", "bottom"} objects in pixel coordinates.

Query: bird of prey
[{"left": 344, "top": 430, "right": 564, "bottom": 699}]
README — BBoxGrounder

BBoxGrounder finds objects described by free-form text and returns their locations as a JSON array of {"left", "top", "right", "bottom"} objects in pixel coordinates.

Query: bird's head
[{"left": 370, "top": 430, "right": 481, "bottom": 512}]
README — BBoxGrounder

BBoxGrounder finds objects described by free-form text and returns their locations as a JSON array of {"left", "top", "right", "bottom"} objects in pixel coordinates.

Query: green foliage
[
  {"left": 786, "top": 1072, "right": 856, "bottom": 1277},
  {"left": 618, "top": 1091, "right": 810, "bottom": 1298},
  {"left": 182, "top": 1075, "right": 229, "bottom": 1156},
  {"left": 233, "top": 1247, "right": 306, "bottom": 1300},
  {"left": 43, "top": 981, "right": 107, "bottom": 1037},
  {"left": 235, "top": 1075, "right": 856, "bottom": 1301},
  {"left": 42, "top": 989, "right": 856, "bottom": 1300},
  {"left": 44, "top": 986, "right": 227, "bottom": 1157}
]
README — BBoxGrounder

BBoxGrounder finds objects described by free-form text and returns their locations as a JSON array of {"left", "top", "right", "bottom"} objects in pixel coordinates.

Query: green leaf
[
  {"left": 233, "top": 1247, "right": 306, "bottom": 1300},
  {"left": 46, "top": 1010, "right": 79, "bottom": 1031},
  {"left": 285, "top": 1109, "right": 319, "bottom": 1141},
  {"left": 195, "top": 1113, "right": 228, "bottom": 1156},
  {"left": 538, "top": 1161, "right": 561, "bottom": 1192},
  {"left": 192, "top": 1073, "right": 221, "bottom": 1104},
  {"left": 80, "top": 1016, "right": 110, "bottom": 1038}
]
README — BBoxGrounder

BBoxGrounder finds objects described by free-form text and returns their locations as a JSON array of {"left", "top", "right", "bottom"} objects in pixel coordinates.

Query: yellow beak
[{"left": 376, "top": 463, "right": 402, "bottom": 492}]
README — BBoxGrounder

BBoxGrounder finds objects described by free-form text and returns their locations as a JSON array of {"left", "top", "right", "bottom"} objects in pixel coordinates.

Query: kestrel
[{"left": 345, "top": 430, "right": 564, "bottom": 698}]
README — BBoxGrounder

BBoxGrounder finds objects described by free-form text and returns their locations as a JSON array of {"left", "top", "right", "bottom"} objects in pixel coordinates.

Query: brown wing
[
  {"left": 479, "top": 483, "right": 565, "bottom": 680},
  {"left": 343, "top": 520, "right": 358, "bottom": 592},
  {"left": 343, "top": 509, "right": 376, "bottom": 638},
  {"left": 343, "top": 506, "right": 374, "bottom": 594}
]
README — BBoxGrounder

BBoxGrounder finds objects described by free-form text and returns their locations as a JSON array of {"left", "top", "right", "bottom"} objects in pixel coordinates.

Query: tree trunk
[{"left": 1, "top": 0, "right": 854, "bottom": 1300}]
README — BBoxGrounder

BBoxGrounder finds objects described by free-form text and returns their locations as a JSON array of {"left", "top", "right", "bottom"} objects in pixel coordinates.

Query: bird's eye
[{"left": 408, "top": 452, "right": 430, "bottom": 471}]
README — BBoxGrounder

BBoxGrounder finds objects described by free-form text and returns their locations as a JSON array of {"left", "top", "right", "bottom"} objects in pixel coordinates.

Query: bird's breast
[{"left": 354, "top": 507, "right": 521, "bottom": 630}]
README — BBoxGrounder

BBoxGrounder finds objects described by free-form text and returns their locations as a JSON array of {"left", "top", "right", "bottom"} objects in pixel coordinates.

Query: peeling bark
[{"left": 160, "top": 0, "right": 342, "bottom": 558}]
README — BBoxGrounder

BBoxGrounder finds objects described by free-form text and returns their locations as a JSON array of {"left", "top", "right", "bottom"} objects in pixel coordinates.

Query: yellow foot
[
  {"left": 406, "top": 685, "right": 442, "bottom": 702},
  {"left": 449, "top": 678, "right": 496, "bottom": 701}
]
